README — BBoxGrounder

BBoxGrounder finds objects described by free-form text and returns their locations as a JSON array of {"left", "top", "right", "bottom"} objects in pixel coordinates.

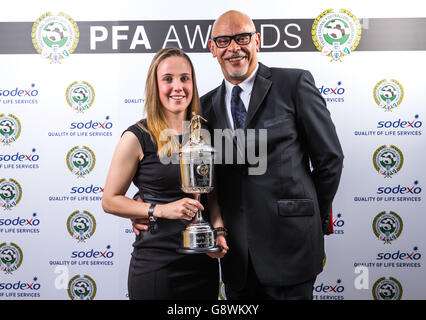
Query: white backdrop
[{"left": 0, "top": 0, "right": 425, "bottom": 300}]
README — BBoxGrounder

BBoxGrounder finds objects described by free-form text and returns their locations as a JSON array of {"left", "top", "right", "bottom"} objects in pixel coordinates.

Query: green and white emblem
[
  {"left": 66, "top": 81, "right": 95, "bottom": 113},
  {"left": 312, "top": 8, "right": 361, "bottom": 61},
  {"left": 0, "top": 114, "right": 21, "bottom": 146},
  {"left": 67, "top": 210, "right": 96, "bottom": 242},
  {"left": 68, "top": 275, "right": 97, "bottom": 300},
  {"left": 0, "top": 242, "right": 23, "bottom": 274},
  {"left": 32, "top": 12, "right": 79, "bottom": 63},
  {"left": 373, "top": 211, "right": 403, "bottom": 244},
  {"left": 66, "top": 146, "right": 96, "bottom": 178},
  {"left": 373, "top": 145, "right": 403, "bottom": 178},
  {"left": 374, "top": 79, "right": 404, "bottom": 111},
  {"left": 0, "top": 178, "right": 22, "bottom": 210},
  {"left": 372, "top": 277, "right": 403, "bottom": 300}
]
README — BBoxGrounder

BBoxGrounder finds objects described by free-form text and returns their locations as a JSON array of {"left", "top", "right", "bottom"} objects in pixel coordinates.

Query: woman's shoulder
[
  {"left": 124, "top": 119, "right": 149, "bottom": 137},
  {"left": 123, "top": 119, "right": 156, "bottom": 152}
]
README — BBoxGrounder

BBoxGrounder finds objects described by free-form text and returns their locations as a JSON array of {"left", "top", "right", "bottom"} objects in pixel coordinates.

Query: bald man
[{"left": 200, "top": 10, "right": 344, "bottom": 300}]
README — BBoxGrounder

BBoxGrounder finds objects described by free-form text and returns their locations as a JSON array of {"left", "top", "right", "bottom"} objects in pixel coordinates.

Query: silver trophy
[{"left": 177, "top": 113, "right": 221, "bottom": 254}]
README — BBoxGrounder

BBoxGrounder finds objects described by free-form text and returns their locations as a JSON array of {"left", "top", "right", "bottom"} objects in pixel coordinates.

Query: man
[
  {"left": 200, "top": 10, "right": 343, "bottom": 300},
  {"left": 134, "top": 10, "right": 343, "bottom": 300}
]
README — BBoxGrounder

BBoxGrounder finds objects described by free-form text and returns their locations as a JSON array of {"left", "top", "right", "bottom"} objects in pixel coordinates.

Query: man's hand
[
  {"left": 132, "top": 217, "right": 149, "bottom": 235},
  {"left": 206, "top": 235, "right": 229, "bottom": 259}
]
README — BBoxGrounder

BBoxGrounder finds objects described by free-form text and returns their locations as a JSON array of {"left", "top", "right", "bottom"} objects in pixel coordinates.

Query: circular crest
[
  {"left": 312, "top": 8, "right": 361, "bottom": 61},
  {"left": 68, "top": 275, "right": 97, "bottom": 300},
  {"left": 373, "top": 211, "right": 403, "bottom": 244},
  {"left": 0, "top": 114, "right": 21, "bottom": 146},
  {"left": 372, "top": 277, "right": 403, "bottom": 300},
  {"left": 66, "top": 146, "right": 96, "bottom": 178},
  {"left": 373, "top": 79, "right": 404, "bottom": 111},
  {"left": 0, "top": 178, "right": 22, "bottom": 210},
  {"left": 0, "top": 242, "right": 23, "bottom": 274},
  {"left": 67, "top": 210, "right": 96, "bottom": 242},
  {"left": 32, "top": 12, "right": 79, "bottom": 63},
  {"left": 66, "top": 81, "right": 95, "bottom": 113},
  {"left": 373, "top": 145, "right": 403, "bottom": 178}
]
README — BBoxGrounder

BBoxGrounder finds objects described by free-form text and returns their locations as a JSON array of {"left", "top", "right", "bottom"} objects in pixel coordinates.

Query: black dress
[{"left": 125, "top": 120, "right": 219, "bottom": 300}]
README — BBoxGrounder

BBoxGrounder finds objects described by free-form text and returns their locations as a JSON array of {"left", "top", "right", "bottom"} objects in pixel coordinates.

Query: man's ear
[
  {"left": 255, "top": 32, "right": 261, "bottom": 52},
  {"left": 208, "top": 39, "right": 217, "bottom": 58}
]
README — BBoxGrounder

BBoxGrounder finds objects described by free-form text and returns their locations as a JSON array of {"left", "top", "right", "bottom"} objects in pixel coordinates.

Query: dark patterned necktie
[{"left": 231, "top": 85, "right": 247, "bottom": 129}]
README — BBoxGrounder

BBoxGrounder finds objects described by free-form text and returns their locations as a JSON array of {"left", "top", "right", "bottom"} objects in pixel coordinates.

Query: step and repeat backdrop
[{"left": 0, "top": 0, "right": 425, "bottom": 300}]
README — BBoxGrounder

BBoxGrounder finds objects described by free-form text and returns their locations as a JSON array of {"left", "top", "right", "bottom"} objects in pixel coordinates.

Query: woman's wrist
[{"left": 214, "top": 226, "right": 228, "bottom": 237}]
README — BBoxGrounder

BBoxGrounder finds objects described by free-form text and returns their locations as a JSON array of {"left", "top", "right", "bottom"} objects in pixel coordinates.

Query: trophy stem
[{"left": 193, "top": 193, "right": 205, "bottom": 224}]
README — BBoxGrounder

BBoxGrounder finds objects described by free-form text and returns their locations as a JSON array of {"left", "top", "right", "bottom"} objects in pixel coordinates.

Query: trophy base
[{"left": 177, "top": 246, "right": 222, "bottom": 254}]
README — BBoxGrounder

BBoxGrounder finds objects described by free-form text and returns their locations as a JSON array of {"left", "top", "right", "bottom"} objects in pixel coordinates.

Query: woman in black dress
[{"left": 102, "top": 48, "right": 228, "bottom": 300}]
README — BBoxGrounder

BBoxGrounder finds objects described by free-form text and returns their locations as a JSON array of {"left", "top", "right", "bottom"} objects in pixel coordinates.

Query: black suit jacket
[{"left": 201, "top": 63, "right": 344, "bottom": 289}]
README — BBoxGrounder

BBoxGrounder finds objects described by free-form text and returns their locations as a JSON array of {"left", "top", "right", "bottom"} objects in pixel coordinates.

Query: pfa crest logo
[
  {"left": 372, "top": 277, "right": 403, "bottom": 300},
  {"left": 67, "top": 210, "right": 96, "bottom": 242},
  {"left": 373, "top": 145, "right": 403, "bottom": 178},
  {"left": 67, "top": 146, "right": 96, "bottom": 178},
  {"left": 0, "top": 114, "right": 21, "bottom": 146},
  {"left": 66, "top": 81, "right": 95, "bottom": 113},
  {"left": 32, "top": 12, "right": 79, "bottom": 63},
  {"left": 374, "top": 79, "right": 404, "bottom": 111},
  {"left": 0, "top": 242, "right": 23, "bottom": 274},
  {"left": 373, "top": 211, "right": 403, "bottom": 244},
  {"left": 312, "top": 8, "right": 361, "bottom": 62},
  {"left": 67, "top": 275, "right": 97, "bottom": 300},
  {"left": 0, "top": 178, "right": 22, "bottom": 210}
]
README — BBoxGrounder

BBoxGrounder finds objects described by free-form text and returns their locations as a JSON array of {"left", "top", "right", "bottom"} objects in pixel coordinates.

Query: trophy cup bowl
[{"left": 176, "top": 116, "right": 221, "bottom": 254}]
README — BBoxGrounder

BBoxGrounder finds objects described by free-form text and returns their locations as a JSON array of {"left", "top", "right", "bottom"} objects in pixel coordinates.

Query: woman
[{"left": 102, "top": 47, "right": 228, "bottom": 300}]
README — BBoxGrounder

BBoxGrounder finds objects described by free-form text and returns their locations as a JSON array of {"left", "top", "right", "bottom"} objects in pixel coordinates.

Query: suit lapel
[
  {"left": 211, "top": 81, "right": 231, "bottom": 130},
  {"left": 246, "top": 63, "right": 272, "bottom": 127}
]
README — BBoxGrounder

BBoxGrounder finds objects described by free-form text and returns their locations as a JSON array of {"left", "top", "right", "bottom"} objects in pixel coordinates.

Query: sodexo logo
[
  {"left": 66, "top": 81, "right": 95, "bottom": 113},
  {"left": 373, "top": 145, "right": 403, "bottom": 178},
  {"left": 66, "top": 146, "right": 96, "bottom": 178},
  {"left": 0, "top": 178, "right": 22, "bottom": 210},
  {"left": 312, "top": 8, "right": 361, "bottom": 62},
  {"left": 0, "top": 213, "right": 40, "bottom": 228},
  {"left": 376, "top": 246, "right": 422, "bottom": 262},
  {"left": 67, "top": 210, "right": 96, "bottom": 243},
  {"left": 377, "top": 115, "right": 422, "bottom": 130},
  {"left": 318, "top": 81, "right": 345, "bottom": 103},
  {"left": 0, "top": 276, "right": 41, "bottom": 293},
  {"left": 67, "top": 274, "right": 96, "bottom": 300},
  {"left": 70, "top": 245, "right": 114, "bottom": 259},
  {"left": 372, "top": 277, "right": 402, "bottom": 300},
  {"left": 0, "top": 114, "right": 21, "bottom": 146},
  {"left": 377, "top": 180, "right": 422, "bottom": 195},
  {"left": 0, "top": 149, "right": 40, "bottom": 169},
  {"left": 32, "top": 12, "right": 79, "bottom": 63},
  {"left": 374, "top": 79, "right": 404, "bottom": 112},
  {"left": 313, "top": 279, "right": 345, "bottom": 294},
  {"left": 0, "top": 84, "right": 39, "bottom": 98},
  {"left": 70, "top": 116, "right": 113, "bottom": 130},
  {"left": 70, "top": 184, "right": 104, "bottom": 195},
  {"left": 0, "top": 242, "right": 23, "bottom": 274},
  {"left": 332, "top": 213, "right": 345, "bottom": 235},
  {"left": 372, "top": 211, "right": 403, "bottom": 244}
]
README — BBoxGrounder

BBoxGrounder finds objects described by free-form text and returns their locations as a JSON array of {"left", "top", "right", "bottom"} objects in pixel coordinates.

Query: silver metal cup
[{"left": 177, "top": 114, "right": 221, "bottom": 254}]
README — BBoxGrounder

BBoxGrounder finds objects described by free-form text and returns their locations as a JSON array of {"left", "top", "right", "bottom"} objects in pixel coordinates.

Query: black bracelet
[{"left": 148, "top": 203, "right": 157, "bottom": 234}]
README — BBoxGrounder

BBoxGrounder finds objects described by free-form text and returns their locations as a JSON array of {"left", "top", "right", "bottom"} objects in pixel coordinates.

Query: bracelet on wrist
[
  {"left": 148, "top": 203, "right": 157, "bottom": 234},
  {"left": 214, "top": 227, "right": 228, "bottom": 237}
]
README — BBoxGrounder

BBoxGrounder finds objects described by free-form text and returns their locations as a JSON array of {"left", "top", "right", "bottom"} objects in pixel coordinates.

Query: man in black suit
[{"left": 202, "top": 10, "right": 344, "bottom": 300}]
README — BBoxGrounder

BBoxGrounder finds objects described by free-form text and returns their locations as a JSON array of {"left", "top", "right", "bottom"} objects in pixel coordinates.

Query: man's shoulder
[
  {"left": 200, "top": 84, "right": 222, "bottom": 116},
  {"left": 200, "top": 85, "right": 220, "bottom": 102},
  {"left": 268, "top": 66, "right": 308, "bottom": 79}
]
